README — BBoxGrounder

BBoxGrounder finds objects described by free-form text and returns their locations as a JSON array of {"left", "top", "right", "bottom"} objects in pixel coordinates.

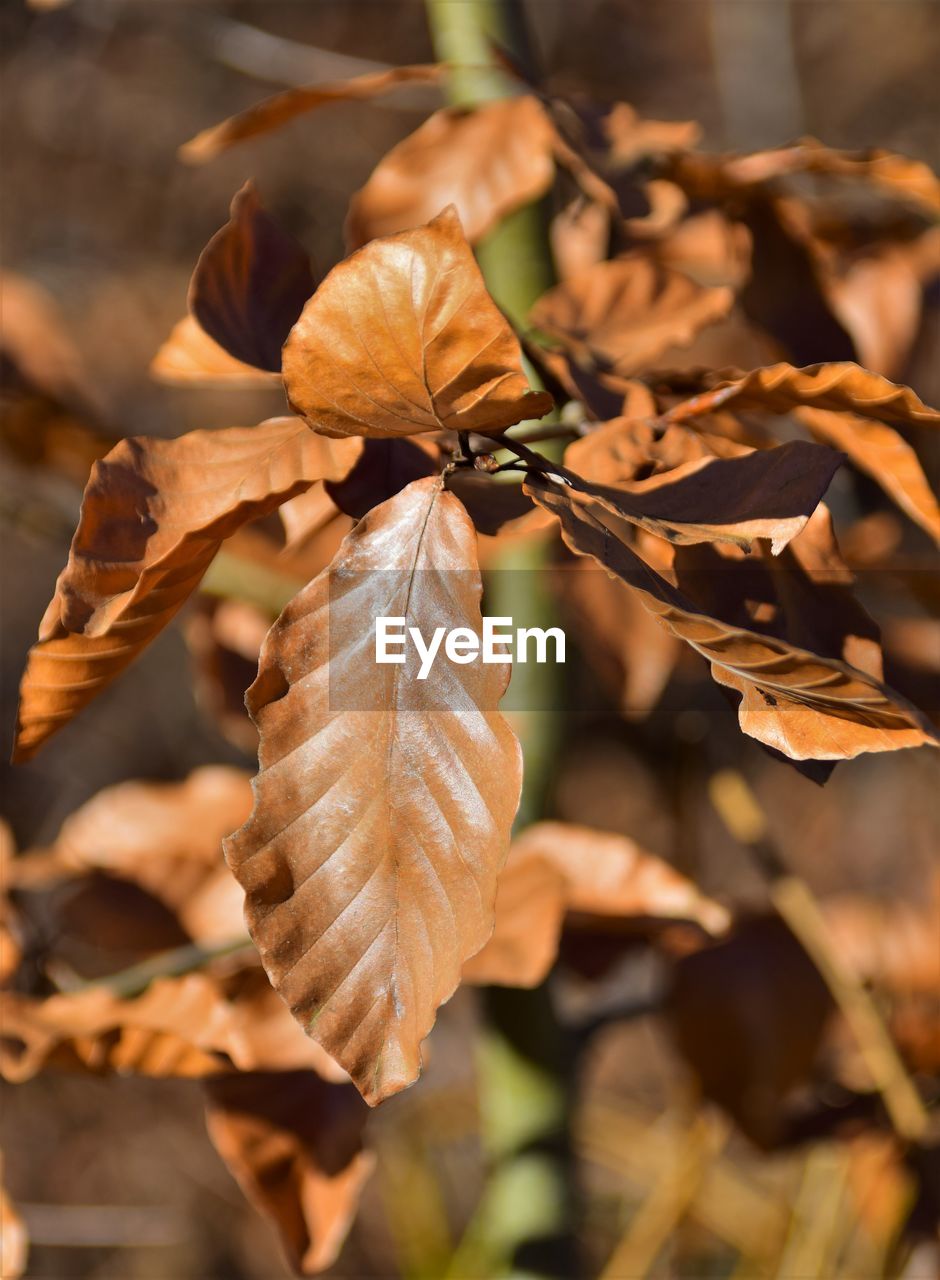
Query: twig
[
  {"left": 708, "top": 769, "right": 932, "bottom": 1144},
  {"left": 66, "top": 935, "right": 254, "bottom": 1000}
]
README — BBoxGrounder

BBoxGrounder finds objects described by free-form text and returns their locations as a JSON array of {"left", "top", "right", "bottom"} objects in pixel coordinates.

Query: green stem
[{"left": 427, "top": 4, "right": 574, "bottom": 1277}]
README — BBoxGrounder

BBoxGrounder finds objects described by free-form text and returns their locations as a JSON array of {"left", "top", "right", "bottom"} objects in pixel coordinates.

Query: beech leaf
[
  {"left": 205, "top": 1071, "right": 373, "bottom": 1275},
  {"left": 464, "top": 822, "right": 729, "bottom": 988},
  {"left": 151, "top": 315, "right": 281, "bottom": 386},
  {"left": 529, "top": 257, "right": 733, "bottom": 377},
  {"left": 189, "top": 182, "right": 316, "bottom": 372},
  {"left": 180, "top": 64, "right": 445, "bottom": 163},
  {"left": 345, "top": 96, "right": 558, "bottom": 249},
  {"left": 565, "top": 431, "right": 843, "bottom": 554},
  {"left": 525, "top": 474, "right": 939, "bottom": 761},
  {"left": 14, "top": 419, "right": 361, "bottom": 761},
  {"left": 224, "top": 476, "right": 523, "bottom": 1104},
  {"left": 283, "top": 207, "right": 552, "bottom": 439}
]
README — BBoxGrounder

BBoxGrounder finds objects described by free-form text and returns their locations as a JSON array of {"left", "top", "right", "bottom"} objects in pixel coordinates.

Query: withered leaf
[
  {"left": 224, "top": 476, "right": 522, "bottom": 1104},
  {"left": 326, "top": 438, "right": 439, "bottom": 520},
  {"left": 205, "top": 1071, "right": 373, "bottom": 1275},
  {"left": 189, "top": 182, "right": 316, "bottom": 372},
  {"left": 529, "top": 256, "right": 733, "bottom": 377},
  {"left": 151, "top": 315, "right": 280, "bottom": 386},
  {"left": 283, "top": 207, "right": 552, "bottom": 440},
  {"left": 603, "top": 103, "right": 701, "bottom": 169},
  {"left": 564, "top": 431, "right": 843, "bottom": 554},
  {"left": 525, "top": 473, "right": 939, "bottom": 761},
  {"left": 464, "top": 822, "right": 729, "bottom": 988},
  {"left": 14, "top": 418, "right": 361, "bottom": 761},
  {"left": 0, "top": 1155, "right": 27, "bottom": 1280},
  {"left": 180, "top": 64, "right": 445, "bottom": 163},
  {"left": 797, "top": 408, "right": 940, "bottom": 545},
  {"left": 345, "top": 96, "right": 557, "bottom": 249},
  {"left": 668, "top": 361, "right": 940, "bottom": 430}
]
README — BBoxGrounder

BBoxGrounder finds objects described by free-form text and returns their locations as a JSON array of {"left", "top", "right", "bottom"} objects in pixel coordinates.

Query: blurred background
[{"left": 1, "top": 2, "right": 939, "bottom": 1277}]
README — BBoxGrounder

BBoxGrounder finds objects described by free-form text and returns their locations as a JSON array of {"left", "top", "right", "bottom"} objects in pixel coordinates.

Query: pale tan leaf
[
  {"left": 525, "top": 473, "right": 939, "bottom": 761},
  {"left": 150, "top": 315, "right": 280, "bottom": 386},
  {"left": 798, "top": 407, "right": 940, "bottom": 544},
  {"left": 224, "top": 476, "right": 522, "bottom": 1104},
  {"left": 205, "top": 1070, "right": 373, "bottom": 1276},
  {"left": 14, "top": 419, "right": 361, "bottom": 760},
  {"left": 180, "top": 64, "right": 445, "bottom": 163},
  {"left": 530, "top": 256, "right": 733, "bottom": 377},
  {"left": 346, "top": 96, "right": 558, "bottom": 248},
  {"left": 283, "top": 207, "right": 552, "bottom": 440},
  {"left": 464, "top": 822, "right": 729, "bottom": 988}
]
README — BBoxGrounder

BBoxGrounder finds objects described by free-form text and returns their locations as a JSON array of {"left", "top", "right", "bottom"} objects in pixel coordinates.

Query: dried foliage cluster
[{"left": 3, "top": 59, "right": 940, "bottom": 1276}]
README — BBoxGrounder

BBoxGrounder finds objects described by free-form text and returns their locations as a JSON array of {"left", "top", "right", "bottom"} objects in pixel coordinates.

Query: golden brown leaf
[
  {"left": 798, "top": 408, "right": 940, "bottom": 544},
  {"left": 550, "top": 199, "right": 611, "bottom": 281},
  {"left": 224, "top": 476, "right": 522, "bottom": 1104},
  {"left": 14, "top": 419, "right": 361, "bottom": 761},
  {"left": 150, "top": 315, "right": 280, "bottom": 386},
  {"left": 180, "top": 64, "right": 445, "bottom": 164},
  {"left": 525, "top": 473, "right": 939, "bottom": 761},
  {"left": 464, "top": 822, "right": 729, "bottom": 988},
  {"left": 283, "top": 207, "right": 552, "bottom": 440},
  {"left": 530, "top": 256, "right": 733, "bottom": 377},
  {"left": 564, "top": 430, "right": 843, "bottom": 554},
  {"left": 205, "top": 1071, "right": 373, "bottom": 1275},
  {"left": 0, "top": 1154, "right": 27, "bottom": 1280},
  {"left": 346, "top": 96, "right": 558, "bottom": 248},
  {"left": 188, "top": 182, "right": 316, "bottom": 372},
  {"left": 604, "top": 103, "right": 701, "bottom": 168}
]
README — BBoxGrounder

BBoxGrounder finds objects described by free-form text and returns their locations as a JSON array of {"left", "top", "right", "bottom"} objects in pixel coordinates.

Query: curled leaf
[
  {"left": 180, "top": 64, "right": 444, "bottom": 163},
  {"left": 224, "top": 476, "right": 522, "bottom": 1104},
  {"left": 189, "top": 182, "right": 316, "bottom": 372},
  {"left": 346, "top": 96, "right": 557, "bottom": 249},
  {"left": 283, "top": 207, "right": 552, "bottom": 440},
  {"left": 526, "top": 473, "right": 939, "bottom": 761},
  {"left": 205, "top": 1071, "right": 373, "bottom": 1275},
  {"left": 530, "top": 256, "right": 733, "bottom": 377},
  {"left": 14, "top": 419, "right": 361, "bottom": 761}
]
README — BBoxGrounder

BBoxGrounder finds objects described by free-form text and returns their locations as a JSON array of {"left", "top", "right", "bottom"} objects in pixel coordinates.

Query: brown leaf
[
  {"left": 817, "top": 242, "right": 923, "bottom": 379},
  {"left": 346, "top": 96, "right": 558, "bottom": 249},
  {"left": 530, "top": 256, "right": 733, "bottom": 377},
  {"left": 49, "top": 766, "right": 253, "bottom": 944},
  {"left": 464, "top": 822, "right": 729, "bottom": 988},
  {"left": 185, "top": 599, "right": 268, "bottom": 754},
  {"left": 180, "top": 64, "right": 445, "bottom": 163},
  {"left": 525, "top": 473, "right": 939, "bottom": 761},
  {"left": 326, "top": 438, "right": 439, "bottom": 520},
  {"left": 798, "top": 408, "right": 940, "bottom": 544},
  {"left": 189, "top": 182, "right": 316, "bottom": 372},
  {"left": 668, "top": 361, "right": 940, "bottom": 430},
  {"left": 224, "top": 476, "right": 522, "bottom": 1103},
  {"left": 283, "top": 207, "right": 552, "bottom": 440},
  {"left": 205, "top": 1071, "right": 373, "bottom": 1275},
  {"left": 550, "top": 199, "right": 610, "bottom": 281},
  {"left": 150, "top": 315, "right": 280, "bottom": 386},
  {"left": 604, "top": 103, "right": 701, "bottom": 168},
  {"left": 564, "top": 431, "right": 843, "bottom": 554},
  {"left": 14, "top": 419, "right": 361, "bottom": 761}
]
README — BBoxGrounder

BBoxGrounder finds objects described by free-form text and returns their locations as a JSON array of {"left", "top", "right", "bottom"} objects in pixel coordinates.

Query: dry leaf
[
  {"left": 180, "top": 64, "right": 445, "bottom": 163},
  {"left": 550, "top": 200, "right": 611, "bottom": 281},
  {"left": 604, "top": 103, "right": 701, "bottom": 168},
  {"left": 189, "top": 182, "right": 316, "bottom": 372},
  {"left": 564, "top": 432, "right": 843, "bottom": 554},
  {"left": 530, "top": 256, "right": 733, "bottom": 377},
  {"left": 798, "top": 408, "right": 940, "bottom": 544},
  {"left": 668, "top": 361, "right": 940, "bottom": 430},
  {"left": 464, "top": 822, "right": 729, "bottom": 988},
  {"left": 283, "top": 207, "right": 552, "bottom": 440},
  {"left": 14, "top": 419, "right": 361, "bottom": 760},
  {"left": 525, "top": 473, "right": 939, "bottom": 761},
  {"left": 205, "top": 1071, "right": 373, "bottom": 1275},
  {"left": 346, "top": 96, "right": 558, "bottom": 248},
  {"left": 224, "top": 476, "right": 522, "bottom": 1103},
  {"left": 326, "top": 438, "right": 439, "bottom": 520},
  {"left": 151, "top": 315, "right": 280, "bottom": 386}
]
